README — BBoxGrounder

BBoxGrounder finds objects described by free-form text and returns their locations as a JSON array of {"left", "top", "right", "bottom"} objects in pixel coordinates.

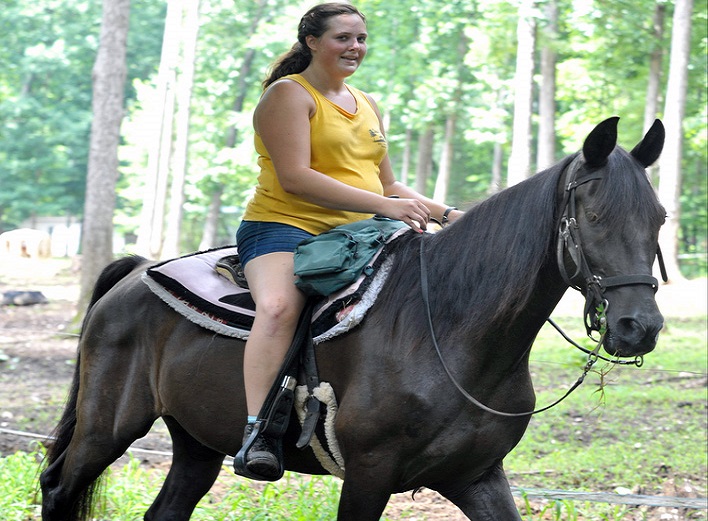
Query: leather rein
[{"left": 420, "top": 160, "right": 668, "bottom": 418}]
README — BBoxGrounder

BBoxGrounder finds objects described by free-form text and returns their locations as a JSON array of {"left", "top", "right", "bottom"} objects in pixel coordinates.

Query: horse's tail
[
  {"left": 42, "top": 255, "right": 147, "bottom": 521},
  {"left": 80, "top": 255, "right": 149, "bottom": 331}
]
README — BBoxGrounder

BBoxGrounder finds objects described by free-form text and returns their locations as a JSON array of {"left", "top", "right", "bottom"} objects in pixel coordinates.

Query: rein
[{"left": 420, "top": 160, "right": 667, "bottom": 418}]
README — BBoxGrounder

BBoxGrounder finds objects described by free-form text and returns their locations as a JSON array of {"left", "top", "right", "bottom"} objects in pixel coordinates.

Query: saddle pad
[{"left": 141, "top": 243, "right": 399, "bottom": 344}]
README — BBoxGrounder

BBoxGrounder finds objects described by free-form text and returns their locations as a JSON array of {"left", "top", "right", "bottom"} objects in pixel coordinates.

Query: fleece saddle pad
[{"left": 141, "top": 244, "right": 399, "bottom": 344}]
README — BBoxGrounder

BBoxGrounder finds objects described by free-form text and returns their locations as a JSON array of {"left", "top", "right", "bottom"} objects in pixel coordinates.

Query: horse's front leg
[{"left": 436, "top": 463, "right": 521, "bottom": 521}]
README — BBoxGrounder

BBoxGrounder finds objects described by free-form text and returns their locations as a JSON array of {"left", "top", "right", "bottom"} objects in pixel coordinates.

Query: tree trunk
[
  {"left": 490, "top": 141, "right": 503, "bottom": 195},
  {"left": 644, "top": 2, "right": 666, "bottom": 185},
  {"left": 399, "top": 128, "right": 413, "bottom": 184},
  {"left": 433, "top": 29, "right": 466, "bottom": 203},
  {"left": 135, "top": 0, "right": 181, "bottom": 259},
  {"left": 200, "top": 0, "right": 268, "bottom": 249},
  {"left": 78, "top": 0, "right": 130, "bottom": 311},
  {"left": 433, "top": 114, "right": 456, "bottom": 202},
  {"left": 507, "top": 0, "right": 536, "bottom": 186},
  {"left": 163, "top": 0, "right": 201, "bottom": 259},
  {"left": 536, "top": 0, "right": 557, "bottom": 171},
  {"left": 644, "top": 2, "right": 666, "bottom": 134},
  {"left": 657, "top": 0, "right": 693, "bottom": 283},
  {"left": 415, "top": 125, "right": 434, "bottom": 196},
  {"left": 199, "top": 186, "right": 223, "bottom": 251}
]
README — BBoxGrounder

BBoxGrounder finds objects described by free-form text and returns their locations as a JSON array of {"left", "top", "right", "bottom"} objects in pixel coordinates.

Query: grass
[
  {"left": 0, "top": 450, "right": 42, "bottom": 521},
  {"left": 4, "top": 452, "right": 344, "bottom": 521},
  {"left": 507, "top": 316, "right": 707, "bottom": 520},
  {"left": 1, "top": 318, "right": 706, "bottom": 520}
]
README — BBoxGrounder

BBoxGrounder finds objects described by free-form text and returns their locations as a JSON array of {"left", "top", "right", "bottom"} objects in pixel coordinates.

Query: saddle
[{"left": 142, "top": 246, "right": 400, "bottom": 344}]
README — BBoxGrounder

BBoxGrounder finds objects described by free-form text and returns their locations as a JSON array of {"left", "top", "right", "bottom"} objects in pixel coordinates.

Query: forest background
[{"left": 0, "top": 0, "right": 705, "bottom": 307}]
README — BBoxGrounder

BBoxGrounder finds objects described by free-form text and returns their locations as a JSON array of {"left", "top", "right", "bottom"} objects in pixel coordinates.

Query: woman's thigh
[{"left": 244, "top": 252, "right": 306, "bottom": 325}]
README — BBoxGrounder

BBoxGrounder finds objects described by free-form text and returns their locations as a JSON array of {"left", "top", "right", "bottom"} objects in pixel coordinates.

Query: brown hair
[{"left": 262, "top": 3, "right": 366, "bottom": 89}]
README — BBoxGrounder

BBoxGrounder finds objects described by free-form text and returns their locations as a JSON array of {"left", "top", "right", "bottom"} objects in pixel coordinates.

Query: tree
[
  {"left": 135, "top": 0, "right": 181, "bottom": 259},
  {"left": 507, "top": 0, "right": 536, "bottom": 186},
  {"left": 0, "top": 0, "right": 163, "bottom": 234},
  {"left": 163, "top": 0, "right": 202, "bottom": 259},
  {"left": 537, "top": 0, "right": 558, "bottom": 171},
  {"left": 433, "top": 114, "right": 456, "bottom": 202},
  {"left": 644, "top": 2, "right": 666, "bottom": 135},
  {"left": 4, "top": 0, "right": 698, "bottom": 277},
  {"left": 0, "top": 1, "right": 99, "bottom": 231},
  {"left": 433, "top": 29, "right": 468, "bottom": 203},
  {"left": 198, "top": 0, "right": 270, "bottom": 250},
  {"left": 415, "top": 126, "right": 434, "bottom": 195},
  {"left": 79, "top": 0, "right": 130, "bottom": 310},
  {"left": 658, "top": 0, "right": 694, "bottom": 282},
  {"left": 643, "top": 2, "right": 666, "bottom": 185}
]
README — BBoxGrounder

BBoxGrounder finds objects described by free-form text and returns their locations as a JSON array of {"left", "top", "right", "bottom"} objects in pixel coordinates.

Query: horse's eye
[{"left": 586, "top": 211, "right": 599, "bottom": 223}]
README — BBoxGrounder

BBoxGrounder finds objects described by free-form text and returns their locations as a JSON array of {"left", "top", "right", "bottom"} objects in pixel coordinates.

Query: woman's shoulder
[
  {"left": 259, "top": 76, "right": 316, "bottom": 108},
  {"left": 254, "top": 76, "right": 317, "bottom": 128},
  {"left": 266, "top": 75, "right": 310, "bottom": 95}
]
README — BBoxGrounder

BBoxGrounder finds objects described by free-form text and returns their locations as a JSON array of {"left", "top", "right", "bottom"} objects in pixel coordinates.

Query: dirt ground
[{"left": 1, "top": 255, "right": 706, "bottom": 520}]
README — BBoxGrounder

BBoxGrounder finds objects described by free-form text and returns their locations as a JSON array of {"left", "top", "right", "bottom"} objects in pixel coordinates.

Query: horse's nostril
[{"left": 616, "top": 316, "right": 662, "bottom": 343}]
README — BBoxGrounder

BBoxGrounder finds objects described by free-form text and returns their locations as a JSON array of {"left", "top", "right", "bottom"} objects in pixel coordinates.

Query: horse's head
[{"left": 558, "top": 117, "right": 666, "bottom": 358}]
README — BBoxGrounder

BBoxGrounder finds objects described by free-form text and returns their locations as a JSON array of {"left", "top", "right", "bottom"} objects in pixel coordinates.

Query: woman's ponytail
[{"left": 262, "top": 42, "right": 312, "bottom": 89}]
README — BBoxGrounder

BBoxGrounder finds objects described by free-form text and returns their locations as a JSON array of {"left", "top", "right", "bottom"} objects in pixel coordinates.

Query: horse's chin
[
  {"left": 602, "top": 330, "right": 659, "bottom": 358},
  {"left": 601, "top": 306, "right": 663, "bottom": 358}
]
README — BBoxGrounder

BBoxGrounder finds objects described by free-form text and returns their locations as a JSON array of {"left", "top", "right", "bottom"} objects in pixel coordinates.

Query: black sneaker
[{"left": 234, "top": 423, "right": 283, "bottom": 481}]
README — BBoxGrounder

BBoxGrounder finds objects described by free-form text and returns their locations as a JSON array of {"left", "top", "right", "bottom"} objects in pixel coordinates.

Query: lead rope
[{"left": 420, "top": 237, "right": 605, "bottom": 418}]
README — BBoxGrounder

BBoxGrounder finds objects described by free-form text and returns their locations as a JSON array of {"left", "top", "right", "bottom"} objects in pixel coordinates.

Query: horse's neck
[{"left": 426, "top": 222, "right": 567, "bottom": 373}]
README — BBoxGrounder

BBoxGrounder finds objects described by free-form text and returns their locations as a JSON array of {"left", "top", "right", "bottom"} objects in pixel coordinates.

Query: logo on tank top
[{"left": 369, "top": 128, "right": 387, "bottom": 149}]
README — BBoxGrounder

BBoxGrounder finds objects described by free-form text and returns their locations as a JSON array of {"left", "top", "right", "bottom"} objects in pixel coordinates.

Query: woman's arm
[{"left": 367, "top": 95, "right": 464, "bottom": 226}]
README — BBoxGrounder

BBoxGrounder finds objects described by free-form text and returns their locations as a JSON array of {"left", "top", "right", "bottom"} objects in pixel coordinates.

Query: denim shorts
[{"left": 236, "top": 220, "right": 314, "bottom": 268}]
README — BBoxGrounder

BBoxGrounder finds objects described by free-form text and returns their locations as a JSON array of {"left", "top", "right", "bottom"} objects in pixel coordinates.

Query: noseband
[{"left": 556, "top": 157, "right": 668, "bottom": 340}]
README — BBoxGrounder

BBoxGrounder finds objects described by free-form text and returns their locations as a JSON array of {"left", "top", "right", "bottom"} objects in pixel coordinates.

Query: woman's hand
[{"left": 377, "top": 197, "right": 431, "bottom": 232}]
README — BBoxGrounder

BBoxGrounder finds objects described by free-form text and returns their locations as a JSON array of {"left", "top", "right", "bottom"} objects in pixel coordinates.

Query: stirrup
[{"left": 233, "top": 420, "right": 284, "bottom": 481}]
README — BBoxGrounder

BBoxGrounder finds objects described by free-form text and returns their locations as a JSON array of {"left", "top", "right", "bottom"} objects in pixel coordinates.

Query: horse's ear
[
  {"left": 582, "top": 116, "right": 619, "bottom": 167},
  {"left": 630, "top": 119, "right": 665, "bottom": 167}
]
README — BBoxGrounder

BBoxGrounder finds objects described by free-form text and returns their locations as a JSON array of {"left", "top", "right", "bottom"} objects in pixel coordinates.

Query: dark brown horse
[{"left": 40, "top": 117, "right": 666, "bottom": 520}]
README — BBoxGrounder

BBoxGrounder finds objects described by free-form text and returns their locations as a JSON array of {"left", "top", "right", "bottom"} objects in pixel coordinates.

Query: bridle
[
  {"left": 556, "top": 155, "right": 667, "bottom": 344},
  {"left": 420, "top": 156, "right": 668, "bottom": 417}
]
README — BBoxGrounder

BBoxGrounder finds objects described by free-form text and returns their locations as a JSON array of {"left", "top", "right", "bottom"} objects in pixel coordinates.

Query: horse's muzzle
[{"left": 603, "top": 308, "right": 664, "bottom": 357}]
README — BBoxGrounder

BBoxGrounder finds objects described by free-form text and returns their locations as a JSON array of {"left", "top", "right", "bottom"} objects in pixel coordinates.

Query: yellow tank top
[{"left": 243, "top": 74, "right": 387, "bottom": 235}]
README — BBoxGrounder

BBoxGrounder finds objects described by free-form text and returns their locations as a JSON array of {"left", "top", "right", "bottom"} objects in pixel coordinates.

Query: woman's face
[{"left": 306, "top": 14, "right": 368, "bottom": 78}]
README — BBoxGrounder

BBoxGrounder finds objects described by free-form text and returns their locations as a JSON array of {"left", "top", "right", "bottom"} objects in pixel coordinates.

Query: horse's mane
[
  {"left": 378, "top": 155, "right": 573, "bottom": 346},
  {"left": 377, "top": 146, "right": 663, "bottom": 348}
]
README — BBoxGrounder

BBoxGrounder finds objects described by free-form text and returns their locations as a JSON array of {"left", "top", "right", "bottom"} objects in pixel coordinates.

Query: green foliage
[
  {"left": 0, "top": 0, "right": 705, "bottom": 259},
  {"left": 0, "top": 0, "right": 164, "bottom": 232},
  {"left": 0, "top": 450, "right": 42, "bottom": 521}
]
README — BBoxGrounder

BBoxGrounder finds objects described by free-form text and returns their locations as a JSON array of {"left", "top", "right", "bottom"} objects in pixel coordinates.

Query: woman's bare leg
[
  {"left": 243, "top": 252, "right": 306, "bottom": 416},
  {"left": 235, "top": 251, "right": 306, "bottom": 480}
]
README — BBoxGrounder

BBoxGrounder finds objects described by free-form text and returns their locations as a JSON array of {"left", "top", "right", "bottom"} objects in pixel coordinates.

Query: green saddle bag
[{"left": 293, "top": 217, "right": 407, "bottom": 297}]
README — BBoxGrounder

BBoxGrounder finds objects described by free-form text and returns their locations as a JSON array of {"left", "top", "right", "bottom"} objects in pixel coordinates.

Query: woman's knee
[{"left": 255, "top": 293, "right": 303, "bottom": 326}]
